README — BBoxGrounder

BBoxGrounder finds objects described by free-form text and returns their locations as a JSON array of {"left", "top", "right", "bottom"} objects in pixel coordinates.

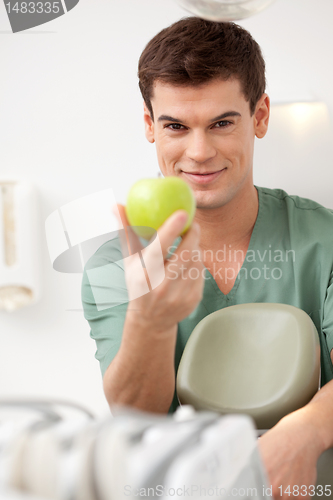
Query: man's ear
[
  {"left": 143, "top": 101, "right": 155, "bottom": 144},
  {"left": 254, "top": 93, "right": 270, "bottom": 139}
]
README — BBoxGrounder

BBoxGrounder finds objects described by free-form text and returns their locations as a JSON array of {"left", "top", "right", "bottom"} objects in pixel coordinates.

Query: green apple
[{"left": 125, "top": 176, "right": 196, "bottom": 240}]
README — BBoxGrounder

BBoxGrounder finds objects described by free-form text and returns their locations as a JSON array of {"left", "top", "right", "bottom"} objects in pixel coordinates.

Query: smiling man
[
  {"left": 82, "top": 17, "right": 333, "bottom": 499},
  {"left": 143, "top": 77, "right": 267, "bottom": 296}
]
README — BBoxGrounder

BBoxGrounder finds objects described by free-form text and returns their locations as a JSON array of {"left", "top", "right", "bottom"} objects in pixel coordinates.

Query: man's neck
[{"left": 195, "top": 184, "right": 259, "bottom": 252}]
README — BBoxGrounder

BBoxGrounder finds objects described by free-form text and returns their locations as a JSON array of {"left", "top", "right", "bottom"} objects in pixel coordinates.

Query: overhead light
[{"left": 175, "top": 0, "right": 277, "bottom": 22}]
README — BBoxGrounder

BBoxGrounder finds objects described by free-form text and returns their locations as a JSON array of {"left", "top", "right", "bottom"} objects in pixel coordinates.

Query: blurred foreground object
[
  {"left": 0, "top": 400, "right": 270, "bottom": 500},
  {"left": 175, "top": 0, "right": 276, "bottom": 21}
]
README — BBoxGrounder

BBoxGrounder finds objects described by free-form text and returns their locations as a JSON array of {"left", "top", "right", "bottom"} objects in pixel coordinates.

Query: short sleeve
[
  {"left": 81, "top": 237, "right": 129, "bottom": 378},
  {"left": 323, "top": 269, "right": 333, "bottom": 356}
]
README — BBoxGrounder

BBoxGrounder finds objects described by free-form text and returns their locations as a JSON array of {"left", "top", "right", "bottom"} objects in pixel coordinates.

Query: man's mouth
[{"left": 181, "top": 169, "right": 226, "bottom": 184}]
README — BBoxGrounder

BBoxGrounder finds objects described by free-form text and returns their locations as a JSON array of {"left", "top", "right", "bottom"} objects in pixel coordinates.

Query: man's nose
[{"left": 185, "top": 131, "right": 216, "bottom": 163}]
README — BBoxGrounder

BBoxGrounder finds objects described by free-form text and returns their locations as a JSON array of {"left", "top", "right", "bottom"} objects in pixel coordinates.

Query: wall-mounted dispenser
[{"left": 0, "top": 181, "right": 42, "bottom": 312}]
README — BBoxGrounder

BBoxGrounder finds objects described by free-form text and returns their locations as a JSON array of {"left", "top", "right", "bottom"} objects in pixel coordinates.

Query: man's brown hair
[{"left": 138, "top": 17, "right": 266, "bottom": 120}]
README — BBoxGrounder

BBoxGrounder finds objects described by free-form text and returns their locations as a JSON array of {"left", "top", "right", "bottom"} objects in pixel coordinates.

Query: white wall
[{"left": 0, "top": 0, "right": 332, "bottom": 418}]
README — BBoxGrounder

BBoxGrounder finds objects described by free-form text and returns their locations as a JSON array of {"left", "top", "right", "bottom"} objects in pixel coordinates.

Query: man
[{"left": 82, "top": 17, "right": 333, "bottom": 498}]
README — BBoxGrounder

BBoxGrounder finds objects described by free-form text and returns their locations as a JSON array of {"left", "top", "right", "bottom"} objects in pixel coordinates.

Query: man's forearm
[
  {"left": 300, "top": 378, "right": 333, "bottom": 452},
  {"left": 103, "top": 312, "right": 178, "bottom": 414}
]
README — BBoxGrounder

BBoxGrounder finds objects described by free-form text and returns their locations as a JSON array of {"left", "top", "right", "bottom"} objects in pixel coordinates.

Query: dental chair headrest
[{"left": 176, "top": 303, "right": 320, "bottom": 429}]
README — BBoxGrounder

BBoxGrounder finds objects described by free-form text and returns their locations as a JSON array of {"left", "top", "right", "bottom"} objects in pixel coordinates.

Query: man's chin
[
  {"left": 195, "top": 199, "right": 230, "bottom": 211},
  {"left": 194, "top": 190, "right": 232, "bottom": 210}
]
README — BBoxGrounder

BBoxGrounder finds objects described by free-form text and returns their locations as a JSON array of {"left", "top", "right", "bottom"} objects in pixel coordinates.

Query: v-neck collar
[{"left": 203, "top": 185, "right": 263, "bottom": 302}]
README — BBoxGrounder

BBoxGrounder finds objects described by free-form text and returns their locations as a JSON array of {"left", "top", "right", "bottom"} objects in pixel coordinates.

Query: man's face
[{"left": 144, "top": 78, "right": 269, "bottom": 210}]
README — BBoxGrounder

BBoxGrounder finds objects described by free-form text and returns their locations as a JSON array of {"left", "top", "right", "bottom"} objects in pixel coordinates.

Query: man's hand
[
  {"left": 114, "top": 203, "right": 205, "bottom": 332},
  {"left": 258, "top": 409, "right": 324, "bottom": 500}
]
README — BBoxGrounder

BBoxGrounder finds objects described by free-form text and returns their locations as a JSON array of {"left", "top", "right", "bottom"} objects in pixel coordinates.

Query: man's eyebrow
[
  {"left": 211, "top": 111, "right": 241, "bottom": 121},
  {"left": 157, "top": 111, "right": 241, "bottom": 123},
  {"left": 158, "top": 115, "right": 183, "bottom": 123}
]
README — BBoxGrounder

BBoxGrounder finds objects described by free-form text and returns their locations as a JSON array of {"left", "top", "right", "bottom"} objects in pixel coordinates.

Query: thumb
[{"left": 155, "top": 210, "right": 189, "bottom": 259}]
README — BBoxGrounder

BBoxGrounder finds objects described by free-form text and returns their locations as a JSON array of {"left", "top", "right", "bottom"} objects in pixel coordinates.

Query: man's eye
[
  {"left": 165, "top": 123, "right": 185, "bottom": 130},
  {"left": 214, "top": 120, "right": 231, "bottom": 128}
]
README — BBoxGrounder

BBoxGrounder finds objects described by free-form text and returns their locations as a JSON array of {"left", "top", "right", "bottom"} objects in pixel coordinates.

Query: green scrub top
[{"left": 81, "top": 186, "right": 333, "bottom": 413}]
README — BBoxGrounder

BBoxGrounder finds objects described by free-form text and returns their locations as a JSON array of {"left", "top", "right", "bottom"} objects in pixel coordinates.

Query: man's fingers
[{"left": 113, "top": 205, "right": 193, "bottom": 267}]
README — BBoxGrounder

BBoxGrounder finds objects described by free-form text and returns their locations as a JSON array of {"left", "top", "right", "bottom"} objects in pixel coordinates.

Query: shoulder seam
[{"left": 261, "top": 188, "right": 333, "bottom": 213}]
